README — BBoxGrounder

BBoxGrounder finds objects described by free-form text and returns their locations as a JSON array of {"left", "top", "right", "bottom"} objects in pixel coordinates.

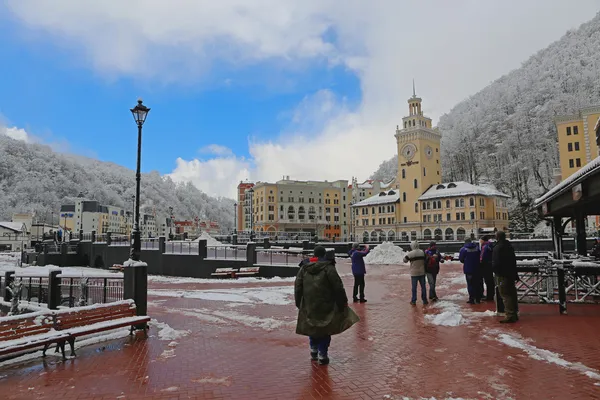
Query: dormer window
[
  {"left": 436, "top": 184, "right": 445, "bottom": 190},
  {"left": 447, "top": 183, "right": 457, "bottom": 188}
]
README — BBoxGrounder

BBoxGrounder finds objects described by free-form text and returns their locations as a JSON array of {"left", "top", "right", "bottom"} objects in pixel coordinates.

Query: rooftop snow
[
  {"left": 418, "top": 181, "right": 509, "bottom": 201},
  {"left": 0, "top": 222, "right": 25, "bottom": 232},
  {"left": 534, "top": 155, "right": 600, "bottom": 207},
  {"left": 351, "top": 191, "right": 400, "bottom": 207}
]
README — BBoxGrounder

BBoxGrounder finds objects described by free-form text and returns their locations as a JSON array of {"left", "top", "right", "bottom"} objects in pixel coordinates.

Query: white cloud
[
  {"left": 199, "top": 144, "right": 234, "bottom": 157},
  {"left": 5, "top": 0, "right": 600, "bottom": 197},
  {"left": 0, "top": 126, "right": 31, "bottom": 143}
]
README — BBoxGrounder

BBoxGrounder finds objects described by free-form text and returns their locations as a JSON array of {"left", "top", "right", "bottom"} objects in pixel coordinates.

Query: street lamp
[
  {"left": 129, "top": 98, "right": 150, "bottom": 261},
  {"left": 233, "top": 203, "right": 238, "bottom": 234}
]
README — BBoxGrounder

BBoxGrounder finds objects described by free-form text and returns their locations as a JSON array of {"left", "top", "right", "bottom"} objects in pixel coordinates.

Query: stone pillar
[
  {"left": 232, "top": 234, "right": 238, "bottom": 245},
  {"left": 79, "top": 230, "right": 84, "bottom": 240},
  {"left": 263, "top": 238, "right": 271, "bottom": 249},
  {"left": 124, "top": 262, "right": 148, "bottom": 329},
  {"left": 91, "top": 230, "right": 96, "bottom": 243},
  {"left": 47, "top": 270, "right": 61, "bottom": 310},
  {"left": 60, "top": 242, "right": 68, "bottom": 268},
  {"left": 552, "top": 216, "right": 563, "bottom": 259},
  {"left": 3, "top": 271, "right": 14, "bottom": 302},
  {"left": 106, "top": 232, "right": 112, "bottom": 246},
  {"left": 197, "top": 239, "right": 207, "bottom": 258},
  {"left": 302, "top": 240, "right": 310, "bottom": 250},
  {"left": 246, "top": 242, "right": 257, "bottom": 266},
  {"left": 159, "top": 236, "right": 166, "bottom": 253}
]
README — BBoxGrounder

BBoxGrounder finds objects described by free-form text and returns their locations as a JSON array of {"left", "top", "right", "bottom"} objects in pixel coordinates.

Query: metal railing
[
  {"left": 81, "top": 232, "right": 93, "bottom": 241},
  {"left": 255, "top": 248, "right": 308, "bottom": 266},
  {"left": 12, "top": 276, "right": 50, "bottom": 306},
  {"left": 141, "top": 238, "right": 160, "bottom": 250},
  {"left": 165, "top": 241, "right": 199, "bottom": 255},
  {"left": 67, "top": 244, "right": 79, "bottom": 254},
  {"left": 46, "top": 244, "right": 61, "bottom": 254},
  {"left": 58, "top": 275, "right": 124, "bottom": 308},
  {"left": 95, "top": 233, "right": 107, "bottom": 243},
  {"left": 205, "top": 245, "right": 246, "bottom": 260},
  {"left": 110, "top": 235, "right": 130, "bottom": 246}
]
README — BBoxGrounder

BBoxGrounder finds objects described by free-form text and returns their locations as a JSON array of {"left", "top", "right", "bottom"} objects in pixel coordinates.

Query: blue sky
[
  {"left": 0, "top": 14, "right": 361, "bottom": 171},
  {"left": 1, "top": 1, "right": 599, "bottom": 198}
]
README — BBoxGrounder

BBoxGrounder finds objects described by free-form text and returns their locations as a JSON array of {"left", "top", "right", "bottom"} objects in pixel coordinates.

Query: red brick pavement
[{"left": 1, "top": 261, "right": 600, "bottom": 399}]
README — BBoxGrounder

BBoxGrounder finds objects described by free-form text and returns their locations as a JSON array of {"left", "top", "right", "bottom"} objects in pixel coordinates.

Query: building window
[
  {"left": 456, "top": 212, "right": 461, "bottom": 221},
  {"left": 414, "top": 179, "right": 418, "bottom": 189},
  {"left": 469, "top": 197, "right": 475, "bottom": 207},
  {"left": 403, "top": 192, "right": 407, "bottom": 202},
  {"left": 576, "top": 158, "right": 582, "bottom": 167},
  {"left": 568, "top": 143, "right": 573, "bottom": 152},
  {"left": 402, "top": 169, "right": 406, "bottom": 179},
  {"left": 575, "top": 142, "right": 580, "bottom": 151},
  {"left": 470, "top": 211, "right": 475, "bottom": 220},
  {"left": 403, "top": 217, "right": 407, "bottom": 223},
  {"left": 423, "top": 167, "right": 426, "bottom": 176},
  {"left": 567, "top": 127, "right": 571, "bottom": 136},
  {"left": 446, "top": 200, "right": 450, "bottom": 208},
  {"left": 569, "top": 159, "right": 574, "bottom": 168},
  {"left": 415, "top": 203, "right": 419, "bottom": 213},
  {"left": 574, "top": 126, "right": 579, "bottom": 135}
]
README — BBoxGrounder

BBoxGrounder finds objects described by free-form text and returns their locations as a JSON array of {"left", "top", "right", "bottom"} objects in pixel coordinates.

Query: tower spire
[{"left": 412, "top": 79, "right": 416, "bottom": 97}]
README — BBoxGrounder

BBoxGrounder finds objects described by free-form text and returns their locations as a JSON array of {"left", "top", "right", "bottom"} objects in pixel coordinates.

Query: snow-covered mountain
[
  {"left": 0, "top": 134, "right": 235, "bottom": 232},
  {"left": 372, "top": 13, "right": 600, "bottom": 231}
]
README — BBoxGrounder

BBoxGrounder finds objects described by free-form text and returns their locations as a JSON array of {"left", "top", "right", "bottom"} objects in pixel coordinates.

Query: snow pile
[
  {"left": 152, "top": 319, "right": 191, "bottom": 341},
  {"left": 364, "top": 242, "right": 406, "bottom": 265},
  {"left": 194, "top": 232, "right": 222, "bottom": 245},
  {"left": 123, "top": 259, "right": 148, "bottom": 267},
  {"left": 178, "top": 308, "right": 293, "bottom": 331},
  {"left": 148, "top": 275, "right": 295, "bottom": 285},
  {"left": 425, "top": 301, "right": 464, "bottom": 327}
]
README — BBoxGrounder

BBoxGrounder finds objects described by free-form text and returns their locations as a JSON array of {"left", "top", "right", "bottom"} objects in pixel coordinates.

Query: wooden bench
[
  {"left": 235, "top": 267, "right": 260, "bottom": 278},
  {"left": 54, "top": 300, "right": 150, "bottom": 357},
  {"left": 0, "top": 311, "right": 69, "bottom": 360},
  {"left": 109, "top": 264, "right": 124, "bottom": 272},
  {"left": 211, "top": 268, "right": 238, "bottom": 278}
]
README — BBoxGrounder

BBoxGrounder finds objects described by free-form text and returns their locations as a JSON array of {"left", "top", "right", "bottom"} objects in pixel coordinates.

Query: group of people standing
[{"left": 460, "top": 230, "right": 519, "bottom": 323}]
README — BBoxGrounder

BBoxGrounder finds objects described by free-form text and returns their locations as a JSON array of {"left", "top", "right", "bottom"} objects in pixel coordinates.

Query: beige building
[
  {"left": 352, "top": 89, "right": 511, "bottom": 241},
  {"left": 239, "top": 177, "right": 350, "bottom": 240}
]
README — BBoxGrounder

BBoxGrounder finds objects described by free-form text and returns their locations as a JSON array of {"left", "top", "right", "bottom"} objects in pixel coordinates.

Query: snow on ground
[
  {"left": 151, "top": 319, "right": 191, "bottom": 341},
  {"left": 364, "top": 242, "right": 407, "bottom": 265},
  {"left": 193, "top": 232, "right": 222, "bottom": 245},
  {"left": 148, "top": 285, "right": 293, "bottom": 306},
  {"left": 176, "top": 308, "right": 294, "bottom": 331},
  {"left": 490, "top": 330, "right": 600, "bottom": 384},
  {"left": 148, "top": 275, "right": 295, "bottom": 285},
  {"left": 425, "top": 301, "right": 497, "bottom": 327}
]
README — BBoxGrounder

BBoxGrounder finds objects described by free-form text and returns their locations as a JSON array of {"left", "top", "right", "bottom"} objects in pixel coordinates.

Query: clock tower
[{"left": 395, "top": 83, "right": 442, "bottom": 223}]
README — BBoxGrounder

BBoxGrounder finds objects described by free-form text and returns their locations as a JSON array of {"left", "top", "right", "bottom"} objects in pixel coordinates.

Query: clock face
[
  {"left": 425, "top": 145, "right": 433, "bottom": 159},
  {"left": 401, "top": 143, "right": 417, "bottom": 161}
]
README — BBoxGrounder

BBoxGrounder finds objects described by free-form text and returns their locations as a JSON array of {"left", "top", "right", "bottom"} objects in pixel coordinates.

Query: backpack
[{"left": 425, "top": 250, "right": 438, "bottom": 273}]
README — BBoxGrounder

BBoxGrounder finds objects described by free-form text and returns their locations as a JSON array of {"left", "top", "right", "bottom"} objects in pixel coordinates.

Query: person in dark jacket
[
  {"left": 590, "top": 238, "right": 600, "bottom": 260},
  {"left": 479, "top": 236, "right": 495, "bottom": 301},
  {"left": 348, "top": 243, "right": 370, "bottom": 303},
  {"left": 492, "top": 231, "right": 519, "bottom": 323},
  {"left": 459, "top": 238, "right": 482, "bottom": 304},
  {"left": 295, "top": 246, "right": 359, "bottom": 365},
  {"left": 424, "top": 241, "right": 443, "bottom": 301}
]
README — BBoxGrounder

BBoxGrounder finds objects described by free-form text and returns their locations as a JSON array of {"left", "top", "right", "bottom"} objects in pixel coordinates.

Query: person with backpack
[
  {"left": 492, "top": 231, "right": 519, "bottom": 323},
  {"left": 348, "top": 243, "right": 370, "bottom": 303},
  {"left": 295, "top": 246, "right": 359, "bottom": 365},
  {"left": 459, "top": 238, "right": 482, "bottom": 304},
  {"left": 403, "top": 241, "right": 428, "bottom": 305},
  {"left": 425, "top": 241, "right": 443, "bottom": 301}
]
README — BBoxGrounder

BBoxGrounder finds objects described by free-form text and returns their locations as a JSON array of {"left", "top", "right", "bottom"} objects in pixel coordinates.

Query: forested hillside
[
  {"left": 0, "top": 135, "right": 235, "bottom": 232},
  {"left": 372, "top": 13, "right": 600, "bottom": 232}
]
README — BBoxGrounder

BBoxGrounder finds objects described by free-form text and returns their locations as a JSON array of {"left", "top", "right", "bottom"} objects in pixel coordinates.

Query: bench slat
[{"left": 67, "top": 316, "right": 151, "bottom": 338}]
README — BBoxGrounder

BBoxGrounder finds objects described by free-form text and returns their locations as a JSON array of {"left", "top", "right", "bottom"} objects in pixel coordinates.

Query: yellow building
[
  {"left": 352, "top": 88, "right": 511, "bottom": 242},
  {"left": 241, "top": 177, "right": 350, "bottom": 240},
  {"left": 555, "top": 105, "right": 600, "bottom": 180}
]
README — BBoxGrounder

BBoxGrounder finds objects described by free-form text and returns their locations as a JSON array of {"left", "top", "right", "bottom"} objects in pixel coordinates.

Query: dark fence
[
  {"left": 205, "top": 245, "right": 246, "bottom": 260},
  {"left": 255, "top": 249, "right": 308, "bottom": 266}
]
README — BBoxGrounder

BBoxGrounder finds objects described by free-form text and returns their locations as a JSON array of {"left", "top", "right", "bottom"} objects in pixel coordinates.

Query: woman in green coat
[{"left": 295, "top": 246, "right": 360, "bottom": 365}]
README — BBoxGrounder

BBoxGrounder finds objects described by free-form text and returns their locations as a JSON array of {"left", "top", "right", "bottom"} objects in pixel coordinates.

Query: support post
[
  {"left": 47, "top": 270, "right": 61, "bottom": 310},
  {"left": 246, "top": 242, "right": 257, "bottom": 266},
  {"left": 552, "top": 216, "right": 563, "bottom": 259},
  {"left": 557, "top": 266, "right": 567, "bottom": 315},
  {"left": 198, "top": 239, "right": 207, "bottom": 258},
  {"left": 232, "top": 234, "right": 238, "bottom": 246},
  {"left": 158, "top": 236, "right": 166, "bottom": 253},
  {"left": 575, "top": 212, "right": 587, "bottom": 256},
  {"left": 91, "top": 230, "right": 96, "bottom": 243},
  {"left": 124, "top": 262, "right": 148, "bottom": 329}
]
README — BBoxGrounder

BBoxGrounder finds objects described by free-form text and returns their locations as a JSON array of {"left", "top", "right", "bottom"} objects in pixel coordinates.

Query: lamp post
[
  {"left": 168, "top": 206, "right": 174, "bottom": 240},
  {"left": 129, "top": 99, "right": 150, "bottom": 261},
  {"left": 233, "top": 202, "right": 238, "bottom": 234}
]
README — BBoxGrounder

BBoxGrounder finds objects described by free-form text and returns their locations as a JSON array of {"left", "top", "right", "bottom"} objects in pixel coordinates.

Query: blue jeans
[
  {"left": 411, "top": 275, "right": 427, "bottom": 303},
  {"left": 426, "top": 273, "right": 438, "bottom": 299},
  {"left": 309, "top": 336, "right": 331, "bottom": 355}
]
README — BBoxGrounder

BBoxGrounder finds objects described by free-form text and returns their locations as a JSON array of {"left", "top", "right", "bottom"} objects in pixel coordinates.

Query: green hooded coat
[{"left": 294, "top": 260, "right": 360, "bottom": 337}]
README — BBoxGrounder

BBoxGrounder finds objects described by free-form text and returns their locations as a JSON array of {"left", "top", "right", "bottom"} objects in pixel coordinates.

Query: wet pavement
[{"left": 1, "top": 260, "right": 600, "bottom": 399}]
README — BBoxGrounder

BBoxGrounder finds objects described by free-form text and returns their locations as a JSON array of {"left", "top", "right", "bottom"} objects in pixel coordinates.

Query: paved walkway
[{"left": 1, "top": 261, "right": 600, "bottom": 399}]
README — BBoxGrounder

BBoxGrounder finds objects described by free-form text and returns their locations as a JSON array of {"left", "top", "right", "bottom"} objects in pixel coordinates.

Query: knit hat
[
  {"left": 352, "top": 242, "right": 360, "bottom": 249},
  {"left": 314, "top": 246, "right": 327, "bottom": 258}
]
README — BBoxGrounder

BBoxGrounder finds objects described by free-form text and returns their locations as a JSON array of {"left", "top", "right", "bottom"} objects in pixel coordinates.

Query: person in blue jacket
[
  {"left": 348, "top": 243, "right": 370, "bottom": 303},
  {"left": 459, "top": 238, "right": 482, "bottom": 304}
]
